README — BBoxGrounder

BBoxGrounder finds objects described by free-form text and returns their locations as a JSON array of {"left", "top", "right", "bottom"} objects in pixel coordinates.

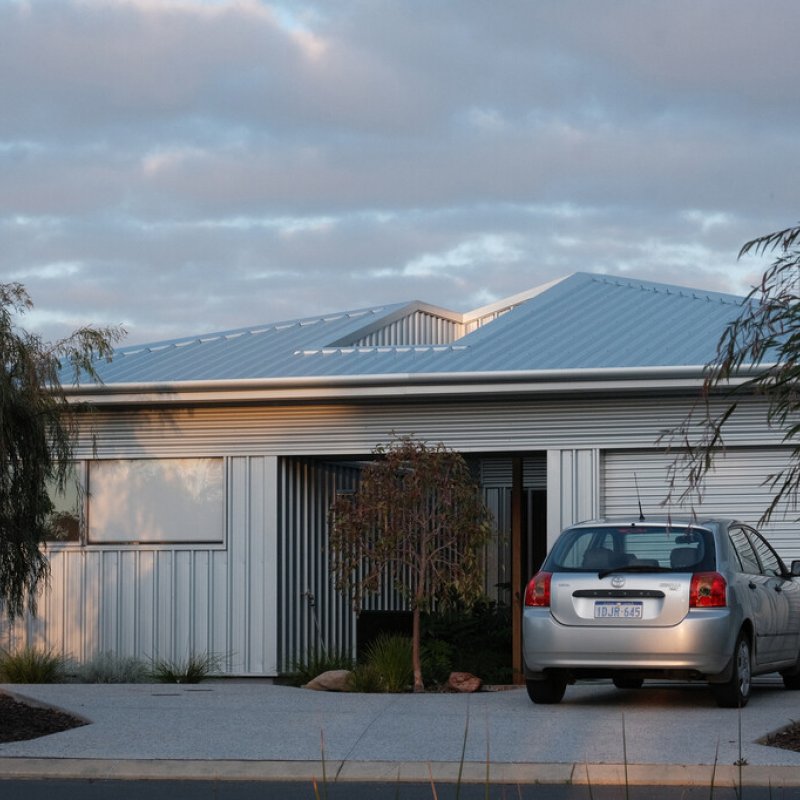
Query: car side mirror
[{"left": 791, "top": 560, "right": 800, "bottom": 578}]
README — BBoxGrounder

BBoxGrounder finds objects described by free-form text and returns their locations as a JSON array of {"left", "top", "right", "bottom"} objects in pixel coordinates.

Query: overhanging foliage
[
  {"left": 665, "top": 223, "right": 800, "bottom": 522},
  {"left": 0, "top": 282, "right": 124, "bottom": 619}
]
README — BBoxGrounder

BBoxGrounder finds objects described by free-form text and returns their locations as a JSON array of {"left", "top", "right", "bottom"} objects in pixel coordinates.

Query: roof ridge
[
  {"left": 585, "top": 272, "right": 744, "bottom": 305},
  {"left": 114, "top": 302, "right": 410, "bottom": 357}
]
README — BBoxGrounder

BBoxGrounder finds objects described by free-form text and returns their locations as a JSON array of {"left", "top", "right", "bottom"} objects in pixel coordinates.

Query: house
[{"left": 4, "top": 272, "right": 794, "bottom": 677}]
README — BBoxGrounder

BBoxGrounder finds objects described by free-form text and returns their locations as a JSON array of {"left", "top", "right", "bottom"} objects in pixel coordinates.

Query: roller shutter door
[{"left": 603, "top": 448, "right": 800, "bottom": 563}]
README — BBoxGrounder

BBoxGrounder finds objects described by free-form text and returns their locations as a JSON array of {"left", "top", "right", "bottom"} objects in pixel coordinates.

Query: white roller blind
[{"left": 88, "top": 458, "right": 224, "bottom": 544}]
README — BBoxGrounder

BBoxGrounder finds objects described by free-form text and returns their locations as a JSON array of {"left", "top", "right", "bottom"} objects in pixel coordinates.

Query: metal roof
[{"left": 69, "top": 272, "right": 748, "bottom": 387}]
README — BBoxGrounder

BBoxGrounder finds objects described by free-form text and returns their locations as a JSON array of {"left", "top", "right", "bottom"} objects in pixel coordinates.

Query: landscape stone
[
  {"left": 447, "top": 671, "right": 482, "bottom": 693},
  {"left": 303, "top": 669, "right": 353, "bottom": 692}
]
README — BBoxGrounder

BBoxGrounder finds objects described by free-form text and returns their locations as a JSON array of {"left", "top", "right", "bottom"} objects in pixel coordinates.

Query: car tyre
[
  {"left": 712, "top": 633, "right": 751, "bottom": 708},
  {"left": 613, "top": 676, "right": 644, "bottom": 690},
  {"left": 526, "top": 675, "right": 567, "bottom": 704}
]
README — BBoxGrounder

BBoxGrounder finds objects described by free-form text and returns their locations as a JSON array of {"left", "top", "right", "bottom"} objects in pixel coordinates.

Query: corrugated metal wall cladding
[
  {"left": 480, "top": 457, "right": 546, "bottom": 488},
  {"left": 603, "top": 448, "right": 800, "bottom": 562},
  {"left": 73, "top": 396, "right": 776, "bottom": 459},
  {"left": 277, "top": 458, "right": 360, "bottom": 671},
  {"left": 353, "top": 312, "right": 462, "bottom": 347},
  {"left": 10, "top": 456, "right": 278, "bottom": 676}
]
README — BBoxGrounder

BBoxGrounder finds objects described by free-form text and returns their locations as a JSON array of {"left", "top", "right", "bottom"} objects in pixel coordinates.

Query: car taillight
[
  {"left": 690, "top": 572, "right": 727, "bottom": 608},
  {"left": 524, "top": 571, "right": 552, "bottom": 607}
]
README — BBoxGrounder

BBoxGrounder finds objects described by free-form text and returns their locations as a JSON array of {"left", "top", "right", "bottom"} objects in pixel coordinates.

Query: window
[
  {"left": 746, "top": 527, "right": 785, "bottom": 577},
  {"left": 46, "top": 463, "right": 84, "bottom": 543},
  {"left": 729, "top": 527, "right": 760, "bottom": 574},
  {"left": 545, "top": 525, "right": 714, "bottom": 572},
  {"left": 88, "top": 458, "right": 224, "bottom": 545}
]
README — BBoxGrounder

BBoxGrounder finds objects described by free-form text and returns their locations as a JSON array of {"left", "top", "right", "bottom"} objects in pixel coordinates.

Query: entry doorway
[{"left": 478, "top": 454, "right": 547, "bottom": 603}]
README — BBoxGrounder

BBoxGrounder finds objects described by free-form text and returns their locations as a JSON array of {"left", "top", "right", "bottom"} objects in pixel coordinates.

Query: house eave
[{"left": 63, "top": 365, "right": 755, "bottom": 406}]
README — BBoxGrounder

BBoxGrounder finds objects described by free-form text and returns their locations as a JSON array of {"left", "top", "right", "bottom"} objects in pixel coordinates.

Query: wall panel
[
  {"left": 603, "top": 447, "right": 800, "bottom": 562},
  {"left": 71, "top": 395, "right": 778, "bottom": 460},
  {"left": 10, "top": 456, "right": 279, "bottom": 677}
]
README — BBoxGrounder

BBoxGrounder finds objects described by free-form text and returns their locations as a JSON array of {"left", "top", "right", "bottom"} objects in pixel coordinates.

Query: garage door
[{"left": 603, "top": 448, "right": 800, "bottom": 562}]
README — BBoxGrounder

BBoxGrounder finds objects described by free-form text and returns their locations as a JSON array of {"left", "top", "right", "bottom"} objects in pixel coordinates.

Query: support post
[{"left": 511, "top": 456, "right": 524, "bottom": 685}]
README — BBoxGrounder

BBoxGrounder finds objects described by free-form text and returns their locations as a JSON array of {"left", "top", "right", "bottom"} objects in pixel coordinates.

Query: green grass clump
[
  {"left": 0, "top": 646, "right": 66, "bottom": 683},
  {"left": 347, "top": 662, "right": 384, "bottom": 693},
  {"left": 361, "top": 634, "right": 412, "bottom": 692},
  {"left": 72, "top": 651, "right": 150, "bottom": 683},
  {"left": 150, "top": 652, "right": 221, "bottom": 683}
]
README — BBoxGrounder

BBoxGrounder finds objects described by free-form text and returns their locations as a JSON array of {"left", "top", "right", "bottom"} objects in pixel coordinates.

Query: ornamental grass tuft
[
  {"left": 0, "top": 646, "right": 66, "bottom": 683},
  {"left": 150, "top": 652, "right": 221, "bottom": 683}
]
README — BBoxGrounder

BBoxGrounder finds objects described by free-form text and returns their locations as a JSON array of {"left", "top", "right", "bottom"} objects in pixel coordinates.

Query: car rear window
[{"left": 544, "top": 524, "right": 716, "bottom": 573}]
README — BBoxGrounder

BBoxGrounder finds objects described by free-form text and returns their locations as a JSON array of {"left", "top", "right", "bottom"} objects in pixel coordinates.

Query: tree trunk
[{"left": 412, "top": 604, "right": 424, "bottom": 692}]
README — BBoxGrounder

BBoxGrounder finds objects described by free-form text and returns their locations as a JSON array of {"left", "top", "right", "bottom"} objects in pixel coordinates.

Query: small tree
[
  {"left": 329, "top": 436, "right": 494, "bottom": 692},
  {"left": 665, "top": 222, "right": 800, "bottom": 522},
  {"left": 0, "top": 282, "right": 124, "bottom": 620}
]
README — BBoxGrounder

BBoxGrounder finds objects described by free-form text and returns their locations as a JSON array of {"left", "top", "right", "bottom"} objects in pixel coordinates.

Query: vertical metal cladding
[
  {"left": 353, "top": 311, "right": 462, "bottom": 346},
  {"left": 480, "top": 457, "right": 546, "bottom": 604},
  {"left": 603, "top": 447, "right": 799, "bottom": 561},
  {"left": 8, "top": 455, "right": 279, "bottom": 677},
  {"left": 277, "top": 457, "right": 361, "bottom": 673}
]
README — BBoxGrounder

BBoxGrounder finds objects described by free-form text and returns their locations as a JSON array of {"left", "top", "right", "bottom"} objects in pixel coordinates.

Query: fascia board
[{"left": 63, "top": 365, "right": 759, "bottom": 406}]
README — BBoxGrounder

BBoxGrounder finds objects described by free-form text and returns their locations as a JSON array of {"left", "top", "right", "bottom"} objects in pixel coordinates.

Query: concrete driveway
[{"left": 1, "top": 677, "right": 799, "bottom": 788}]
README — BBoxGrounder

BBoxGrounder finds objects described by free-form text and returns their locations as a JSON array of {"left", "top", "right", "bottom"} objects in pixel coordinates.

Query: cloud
[{"left": 0, "top": 0, "right": 797, "bottom": 345}]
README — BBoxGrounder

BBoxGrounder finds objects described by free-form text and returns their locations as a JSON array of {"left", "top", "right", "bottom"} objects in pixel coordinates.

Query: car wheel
[
  {"left": 613, "top": 676, "right": 644, "bottom": 690},
  {"left": 712, "top": 633, "right": 752, "bottom": 708},
  {"left": 526, "top": 675, "right": 567, "bottom": 704}
]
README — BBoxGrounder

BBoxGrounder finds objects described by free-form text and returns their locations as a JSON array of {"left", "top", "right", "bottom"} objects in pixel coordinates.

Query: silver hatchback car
[{"left": 522, "top": 516, "right": 800, "bottom": 707}]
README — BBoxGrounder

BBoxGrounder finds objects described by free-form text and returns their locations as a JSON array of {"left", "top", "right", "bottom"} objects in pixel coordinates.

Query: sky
[{"left": 2, "top": 0, "right": 799, "bottom": 347}]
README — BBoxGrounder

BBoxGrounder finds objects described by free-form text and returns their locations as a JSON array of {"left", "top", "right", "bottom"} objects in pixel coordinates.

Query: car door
[
  {"left": 728, "top": 526, "right": 776, "bottom": 665},
  {"left": 746, "top": 526, "right": 800, "bottom": 664}
]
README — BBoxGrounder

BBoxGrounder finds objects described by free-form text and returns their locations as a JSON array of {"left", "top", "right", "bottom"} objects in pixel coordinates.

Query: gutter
[{"left": 62, "top": 364, "right": 760, "bottom": 406}]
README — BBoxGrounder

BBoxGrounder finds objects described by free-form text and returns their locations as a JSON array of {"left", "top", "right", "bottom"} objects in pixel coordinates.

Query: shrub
[
  {"left": 71, "top": 651, "right": 150, "bottom": 683},
  {"left": 150, "top": 652, "right": 221, "bottom": 683},
  {"left": 420, "top": 638, "right": 455, "bottom": 686},
  {"left": 0, "top": 646, "right": 66, "bottom": 683},
  {"left": 421, "top": 598, "right": 513, "bottom": 686}
]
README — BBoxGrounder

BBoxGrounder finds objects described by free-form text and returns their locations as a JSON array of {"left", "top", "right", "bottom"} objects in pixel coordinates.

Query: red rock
[{"left": 447, "top": 671, "right": 482, "bottom": 693}]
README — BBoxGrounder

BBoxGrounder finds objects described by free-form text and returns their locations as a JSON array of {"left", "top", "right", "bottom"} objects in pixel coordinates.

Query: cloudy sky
[{"left": 2, "top": 0, "right": 798, "bottom": 346}]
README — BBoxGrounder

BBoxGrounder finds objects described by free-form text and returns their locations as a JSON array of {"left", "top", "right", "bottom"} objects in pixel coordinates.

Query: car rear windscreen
[{"left": 544, "top": 525, "right": 716, "bottom": 573}]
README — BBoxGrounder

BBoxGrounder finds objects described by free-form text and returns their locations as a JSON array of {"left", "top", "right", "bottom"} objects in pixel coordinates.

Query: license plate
[{"left": 594, "top": 601, "right": 643, "bottom": 619}]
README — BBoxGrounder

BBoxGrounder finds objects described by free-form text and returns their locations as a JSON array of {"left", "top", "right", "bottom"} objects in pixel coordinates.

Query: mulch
[
  {"left": 760, "top": 723, "right": 800, "bottom": 753},
  {"left": 0, "top": 691, "right": 87, "bottom": 743}
]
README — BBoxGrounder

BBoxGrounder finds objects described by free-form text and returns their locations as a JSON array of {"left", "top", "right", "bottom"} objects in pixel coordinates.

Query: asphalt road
[{"left": 3, "top": 780, "right": 798, "bottom": 800}]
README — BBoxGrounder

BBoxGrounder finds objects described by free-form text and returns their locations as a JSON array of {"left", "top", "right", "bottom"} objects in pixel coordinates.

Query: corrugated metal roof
[
  {"left": 70, "top": 273, "right": 748, "bottom": 386},
  {"left": 454, "top": 273, "right": 745, "bottom": 371}
]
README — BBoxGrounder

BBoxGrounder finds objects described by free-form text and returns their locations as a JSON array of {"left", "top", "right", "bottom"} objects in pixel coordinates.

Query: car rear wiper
[{"left": 597, "top": 564, "right": 673, "bottom": 579}]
